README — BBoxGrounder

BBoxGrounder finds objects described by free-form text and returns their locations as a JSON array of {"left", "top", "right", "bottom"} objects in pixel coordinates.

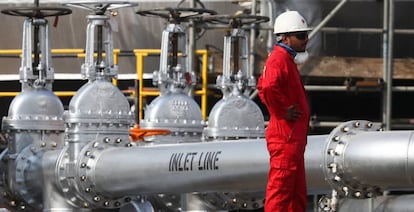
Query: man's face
[{"left": 284, "top": 31, "right": 309, "bottom": 52}]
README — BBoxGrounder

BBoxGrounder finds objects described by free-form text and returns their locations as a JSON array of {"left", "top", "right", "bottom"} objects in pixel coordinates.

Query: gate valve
[
  {"left": 65, "top": 1, "right": 137, "bottom": 81},
  {"left": 137, "top": 7, "right": 216, "bottom": 93},
  {"left": 201, "top": 14, "right": 269, "bottom": 96}
]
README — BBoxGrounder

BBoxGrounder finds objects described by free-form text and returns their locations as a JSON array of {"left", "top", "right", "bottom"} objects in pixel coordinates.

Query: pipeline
[{"left": 41, "top": 120, "right": 414, "bottom": 211}]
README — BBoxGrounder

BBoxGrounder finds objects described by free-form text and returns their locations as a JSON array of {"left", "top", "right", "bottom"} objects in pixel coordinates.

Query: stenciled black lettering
[
  {"left": 197, "top": 151, "right": 222, "bottom": 171},
  {"left": 169, "top": 153, "right": 181, "bottom": 171},
  {"left": 204, "top": 151, "right": 210, "bottom": 170},
  {"left": 198, "top": 152, "right": 204, "bottom": 170},
  {"left": 169, "top": 152, "right": 198, "bottom": 172},
  {"left": 214, "top": 151, "right": 221, "bottom": 170},
  {"left": 171, "top": 151, "right": 221, "bottom": 172},
  {"left": 189, "top": 152, "right": 197, "bottom": 170},
  {"left": 178, "top": 152, "right": 184, "bottom": 171},
  {"left": 207, "top": 151, "right": 217, "bottom": 170},
  {"left": 184, "top": 152, "right": 197, "bottom": 171}
]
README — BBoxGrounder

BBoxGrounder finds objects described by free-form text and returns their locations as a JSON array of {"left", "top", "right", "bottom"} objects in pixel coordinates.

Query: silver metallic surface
[
  {"left": 140, "top": 93, "right": 204, "bottom": 143},
  {"left": 92, "top": 139, "right": 268, "bottom": 196},
  {"left": 81, "top": 15, "right": 117, "bottom": 81},
  {"left": 19, "top": 18, "right": 54, "bottom": 90},
  {"left": 304, "top": 134, "right": 330, "bottom": 194},
  {"left": 139, "top": 12, "right": 204, "bottom": 143},
  {"left": 120, "top": 200, "right": 155, "bottom": 212},
  {"left": 57, "top": 79, "right": 134, "bottom": 210},
  {"left": 53, "top": 5, "right": 135, "bottom": 209},
  {"left": 42, "top": 150, "right": 87, "bottom": 212},
  {"left": 203, "top": 21, "right": 264, "bottom": 140},
  {"left": 0, "top": 10, "right": 66, "bottom": 211},
  {"left": 322, "top": 120, "right": 414, "bottom": 199},
  {"left": 155, "top": 23, "right": 190, "bottom": 90},
  {"left": 2, "top": 88, "right": 64, "bottom": 131},
  {"left": 203, "top": 95, "right": 265, "bottom": 140}
]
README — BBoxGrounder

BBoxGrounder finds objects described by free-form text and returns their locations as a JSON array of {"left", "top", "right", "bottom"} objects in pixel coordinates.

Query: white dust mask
[{"left": 294, "top": 51, "right": 309, "bottom": 64}]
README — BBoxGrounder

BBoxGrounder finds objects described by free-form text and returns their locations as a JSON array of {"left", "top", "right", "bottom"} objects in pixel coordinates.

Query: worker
[{"left": 257, "top": 10, "right": 311, "bottom": 212}]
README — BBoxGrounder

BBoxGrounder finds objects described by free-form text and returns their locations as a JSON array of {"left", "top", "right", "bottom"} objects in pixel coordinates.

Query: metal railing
[{"left": 133, "top": 49, "right": 208, "bottom": 121}]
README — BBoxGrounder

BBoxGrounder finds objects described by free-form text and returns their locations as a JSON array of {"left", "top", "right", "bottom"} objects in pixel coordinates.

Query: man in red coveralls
[{"left": 257, "top": 10, "right": 312, "bottom": 212}]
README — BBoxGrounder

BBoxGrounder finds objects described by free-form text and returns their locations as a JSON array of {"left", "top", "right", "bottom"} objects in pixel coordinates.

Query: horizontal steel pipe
[
  {"left": 321, "top": 120, "right": 414, "bottom": 198},
  {"left": 79, "top": 125, "right": 414, "bottom": 199},
  {"left": 305, "top": 135, "right": 332, "bottom": 193},
  {"left": 92, "top": 139, "right": 270, "bottom": 197},
  {"left": 88, "top": 135, "right": 333, "bottom": 197},
  {"left": 338, "top": 130, "right": 414, "bottom": 189}
]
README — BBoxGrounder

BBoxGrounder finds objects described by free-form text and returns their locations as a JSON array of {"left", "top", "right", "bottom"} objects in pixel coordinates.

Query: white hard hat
[{"left": 273, "top": 11, "right": 312, "bottom": 34}]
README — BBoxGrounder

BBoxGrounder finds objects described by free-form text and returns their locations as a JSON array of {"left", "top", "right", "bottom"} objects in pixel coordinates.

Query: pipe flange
[
  {"left": 0, "top": 148, "right": 14, "bottom": 209},
  {"left": 13, "top": 146, "right": 43, "bottom": 210},
  {"left": 11, "top": 139, "right": 63, "bottom": 210},
  {"left": 75, "top": 135, "right": 135, "bottom": 209},
  {"left": 324, "top": 120, "right": 383, "bottom": 199}
]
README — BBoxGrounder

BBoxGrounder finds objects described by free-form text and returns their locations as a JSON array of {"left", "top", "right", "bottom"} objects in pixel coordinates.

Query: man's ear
[{"left": 281, "top": 35, "right": 289, "bottom": 44}]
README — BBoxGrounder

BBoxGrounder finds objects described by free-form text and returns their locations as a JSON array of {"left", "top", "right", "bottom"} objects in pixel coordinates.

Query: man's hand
[{"left": 286, "top": 104, "right": 302, "bottom": 122}]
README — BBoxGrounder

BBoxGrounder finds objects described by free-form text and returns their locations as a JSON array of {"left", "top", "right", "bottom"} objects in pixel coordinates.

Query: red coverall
[{"left": 257, "top": 45, "right": 310, "bottom": 212}]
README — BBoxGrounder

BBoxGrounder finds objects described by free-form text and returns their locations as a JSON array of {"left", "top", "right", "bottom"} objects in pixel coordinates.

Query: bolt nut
[
  {"left": 353, "top": 121, "right": 360, "bottom": 128},
  {"left": 93, "top": 196, "right": 101, "bottom": 202},
  {"left": 83, "top": 202, "right": 89, "bottom": 208}
]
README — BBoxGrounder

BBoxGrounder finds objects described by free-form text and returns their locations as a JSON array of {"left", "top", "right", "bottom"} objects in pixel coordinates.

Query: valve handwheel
[
  {"left": 64, "top": 1, "right": 137, "bottom": 14},
  {"left": 137, "top": 7, "right": 217, "bottom": 23},
  {"left": 202, "top": 14, "right": 269, "bottom": 28},
  {"left": 1, "top": 7, "right": 72, "bottom": 18}
]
